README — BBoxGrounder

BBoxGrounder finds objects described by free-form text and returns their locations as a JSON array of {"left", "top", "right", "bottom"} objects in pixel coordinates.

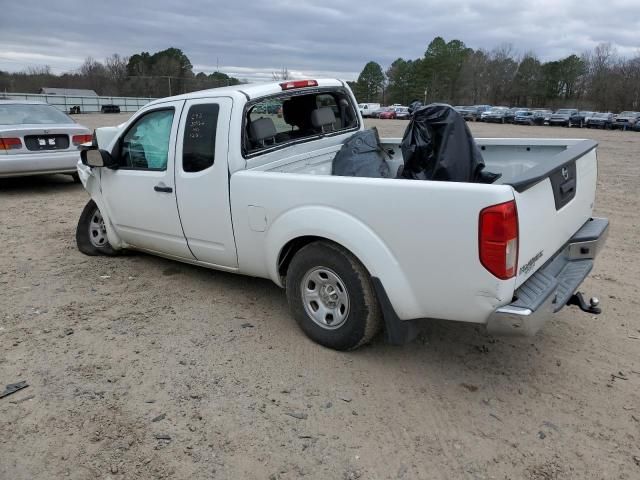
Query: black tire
[
  {"left": 70, "top": 172, "right": 80, "bottom": 183},
  {"left": 76, "top": 199, "right": 117, "bottom": 256},
  {"left": 285, "top": 241, "right": 382, "bottom": 351}
]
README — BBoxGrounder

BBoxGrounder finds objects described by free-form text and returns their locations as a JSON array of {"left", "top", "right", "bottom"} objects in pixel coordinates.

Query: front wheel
[
  {"left": 76, "top": 199, "right": 117, "bottom": 256},
  {"left": 285, "top": 241, "right": 382, "bottom": 350}
]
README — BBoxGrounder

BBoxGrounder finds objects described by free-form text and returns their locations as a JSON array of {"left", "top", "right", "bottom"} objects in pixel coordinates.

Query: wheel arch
[{"left": 264, "top": 206, "right": 421, "bottom": 320}]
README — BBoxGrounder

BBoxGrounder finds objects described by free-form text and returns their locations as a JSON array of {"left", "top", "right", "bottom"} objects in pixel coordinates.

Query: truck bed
[
  {"left": 236, "top": 136, "right": 597, "bottom": 324},
  {"left": 252, "top": 136, "right": 589, "bottom": 188}
]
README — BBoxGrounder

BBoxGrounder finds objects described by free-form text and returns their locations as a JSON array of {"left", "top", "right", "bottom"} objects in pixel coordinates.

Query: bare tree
[
  {"left": 25, "top": 65, "right": 52, "bottom": 76},
  {"left": 272, "top": 67, "right": 290, "bottom": 81},
  {"left": 105, "top": 54, "right": 128, "bottom": 81}
]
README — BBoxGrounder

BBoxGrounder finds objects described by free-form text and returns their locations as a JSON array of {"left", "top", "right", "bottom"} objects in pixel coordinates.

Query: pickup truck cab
[{"left": 76, "top": 79, "right": 608, "bottom": 350}]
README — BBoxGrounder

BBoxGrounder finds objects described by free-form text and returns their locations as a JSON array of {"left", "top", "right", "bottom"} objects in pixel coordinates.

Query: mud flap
[{"left": 371, "top": 277, "right": 418, "bottom": 345}]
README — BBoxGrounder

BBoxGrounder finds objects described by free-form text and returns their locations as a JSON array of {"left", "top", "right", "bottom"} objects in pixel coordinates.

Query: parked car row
[
  {"left": 452, "top": 104, "right": 640, "bottom": 130},
  {"left": 359, "top": 103, "right": 411, "bottom": 120}
]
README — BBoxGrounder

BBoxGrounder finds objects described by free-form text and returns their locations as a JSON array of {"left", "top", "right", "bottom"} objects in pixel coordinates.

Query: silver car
[{"left": 0, "top": 100, "right": 91, "bottom": 179}]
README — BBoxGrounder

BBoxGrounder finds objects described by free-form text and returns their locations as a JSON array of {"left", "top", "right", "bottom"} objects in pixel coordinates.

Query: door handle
[
  {"left": 154, "top": 184, "right": 173, "bottom": 193},
  {"left": 560, "top": 179, "right": 575, "bottom": 195}
]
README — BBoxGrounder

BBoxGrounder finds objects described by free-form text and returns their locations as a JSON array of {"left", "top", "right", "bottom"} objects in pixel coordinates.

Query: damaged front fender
[{"left": 75, "top": 161, "right": 126, "bottom": 250}]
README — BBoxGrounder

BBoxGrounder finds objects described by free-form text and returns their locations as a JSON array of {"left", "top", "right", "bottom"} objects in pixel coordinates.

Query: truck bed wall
[
  {"left": 251, "top": 137, "right": 574, "bottom": 187},
  {"left": 230, "top": 170, "right": 516, "bottom": 324}
]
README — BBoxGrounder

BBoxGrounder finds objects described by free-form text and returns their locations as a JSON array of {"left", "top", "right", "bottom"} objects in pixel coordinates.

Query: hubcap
[
  {"left": 88, "top": 208, "right": 108, "bottom": 248},
  {"left": 301, "top": 267, "right": 350, "bottom": 330}
]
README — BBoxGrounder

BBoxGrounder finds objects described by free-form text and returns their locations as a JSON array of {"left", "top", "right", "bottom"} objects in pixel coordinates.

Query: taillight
[
  {"left": 479, "top": 200, "right": 519, "bottom": 280},
  {"left": 280, "top": 79, "right": 318, "bottom": 90},
  {"left": 72, "top": 134, "right": 93, "bottom": 145},
  {"left": 0, "top": 137, "right": 22, "bottom": 150}
]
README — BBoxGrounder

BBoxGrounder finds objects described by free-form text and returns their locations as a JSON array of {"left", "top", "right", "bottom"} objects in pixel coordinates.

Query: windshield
[
  {"left": 489, "top": 107, "right": 506, "bottom": 113},
  {"left": 0, "top": 103, "right": 75, "bottom": 125},
  {"left": 594, "top": 113, "right": 609, "bottom": 118},
  {"left": 555, "top": 109, "right": 574, "bottom": 114},
  {"left": 618, "top": 111, "right": 636, "bottom": 117}
]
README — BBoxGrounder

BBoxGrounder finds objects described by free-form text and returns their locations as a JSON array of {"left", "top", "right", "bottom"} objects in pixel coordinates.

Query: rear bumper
[
  {"left": 487, "top": 217, "right": 609, "bottom": 336},
  {"left": 0, "top": 150, "right": 80, "bottom": 178}
]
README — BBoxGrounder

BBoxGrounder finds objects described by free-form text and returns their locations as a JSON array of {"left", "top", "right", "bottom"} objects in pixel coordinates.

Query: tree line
[
  {"left": 0, "top": 48, "right": 242, "bottom": 98},
  {"left": 349, "top": 37, "right": 640, "bottom": 112}
]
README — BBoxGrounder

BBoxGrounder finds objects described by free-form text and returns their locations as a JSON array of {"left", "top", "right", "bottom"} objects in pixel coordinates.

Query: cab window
[
  {"left": 244, "top": 89, "right": 358, "bottom": 156},
  {"left": 183, "top": 104, "right": 219, "bottom": 172},
  {"left": 119, "top": 109, "right": 174, "bottom": 170}
]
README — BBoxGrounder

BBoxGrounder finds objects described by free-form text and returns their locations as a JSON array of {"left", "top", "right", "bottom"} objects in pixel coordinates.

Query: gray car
[
  {"left": 613, "top": 111, "right": 640, "bottom": 130},
  {"left": 549, "top": 108, "right": 579, "bottom": 127},
  {"left": 0, "top": 100, "right": 91, "bottom": 179}
]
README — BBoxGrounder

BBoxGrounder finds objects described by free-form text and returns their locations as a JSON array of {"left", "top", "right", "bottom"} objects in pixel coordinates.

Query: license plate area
[{"left": 24, "top": 134, "right": 70, "bottom": 151}]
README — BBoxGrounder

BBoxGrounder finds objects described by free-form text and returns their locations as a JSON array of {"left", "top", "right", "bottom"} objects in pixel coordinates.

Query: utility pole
[
  {"left": 167, "top": 76, "right": 172, "bottom": 96},
  {"left": 424, "top": 87, "right": 428, "bottom": 104}
]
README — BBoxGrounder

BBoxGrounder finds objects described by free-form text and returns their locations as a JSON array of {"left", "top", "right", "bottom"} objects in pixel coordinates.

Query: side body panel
[{"left": 230, "top": 171, "right": 516, "bottom": 323}]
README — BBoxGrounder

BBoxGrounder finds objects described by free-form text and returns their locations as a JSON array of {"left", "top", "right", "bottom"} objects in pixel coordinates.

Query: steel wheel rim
[
  {"left": 301, "top": 267, "right": 350, "bottom": 330},
  {"left": 88, "top": 208, "right": 108, "bottom": 248}
]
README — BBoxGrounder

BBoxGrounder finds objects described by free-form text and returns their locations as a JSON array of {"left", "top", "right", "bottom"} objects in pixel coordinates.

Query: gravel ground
[{"left": 1, "top": 114, "right": 639, "bottom": 479}]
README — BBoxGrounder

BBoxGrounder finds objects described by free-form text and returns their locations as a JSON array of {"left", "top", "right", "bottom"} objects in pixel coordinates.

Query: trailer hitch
[{"left": 568, "top": 292, "right": 601, "bottom": 314}]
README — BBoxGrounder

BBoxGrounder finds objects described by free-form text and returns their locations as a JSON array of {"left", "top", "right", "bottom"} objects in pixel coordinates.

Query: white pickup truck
[{"left": 76, "top": 79, "right": 608, "bottom": 350}]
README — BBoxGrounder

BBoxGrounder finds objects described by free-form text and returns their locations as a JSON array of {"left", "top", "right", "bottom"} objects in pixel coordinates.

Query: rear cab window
[
  {"left": 182, "top": 104, "right": 219, "bottom": 172},
  {"left": 243, "top": 88, "right": 359, "bottom": 157}
]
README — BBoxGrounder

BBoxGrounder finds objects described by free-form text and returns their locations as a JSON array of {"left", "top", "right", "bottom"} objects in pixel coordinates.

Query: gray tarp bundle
[
  {"left": 398, "top": 103, "right": 500, "bottom": 183},
  {"left": 332, "top": 127, "right": 391, "bottom": 178}
]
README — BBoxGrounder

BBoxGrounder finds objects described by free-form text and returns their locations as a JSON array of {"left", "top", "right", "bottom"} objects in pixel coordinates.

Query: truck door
[
  {"left": 174, "top": 97, "right": 238, "bottom": 268},
  {"left": 98, "top": 100, "right": 194, "bottom": 259}
]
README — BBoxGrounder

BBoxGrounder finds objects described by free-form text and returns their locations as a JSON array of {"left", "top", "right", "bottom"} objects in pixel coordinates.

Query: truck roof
[{"left": 147, "top": 78, "right": 346, "bottom": 106}]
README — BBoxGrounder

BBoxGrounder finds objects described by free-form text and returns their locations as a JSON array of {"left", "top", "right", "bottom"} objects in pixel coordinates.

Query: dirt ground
[{"left": 1, "top": 113, "right": 639, "bottom": 480}]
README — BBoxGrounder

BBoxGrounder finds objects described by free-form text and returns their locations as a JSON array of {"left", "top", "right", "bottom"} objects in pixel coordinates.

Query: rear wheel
[
  {"left": 76, "top": 199, "right": 117, "bottom": 256},
  {"left": 285, "top": 241, "right": 382, "bottom": 350}
]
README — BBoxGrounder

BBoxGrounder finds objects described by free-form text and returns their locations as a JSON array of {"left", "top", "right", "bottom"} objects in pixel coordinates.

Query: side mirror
[{"left": 80, "top": 147, "right": 117, "bottom": 169}]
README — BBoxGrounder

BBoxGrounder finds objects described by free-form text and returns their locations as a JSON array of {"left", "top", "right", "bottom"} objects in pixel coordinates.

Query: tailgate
[{"left": 510, "top": 140, "right": 598, "bottom": 288}]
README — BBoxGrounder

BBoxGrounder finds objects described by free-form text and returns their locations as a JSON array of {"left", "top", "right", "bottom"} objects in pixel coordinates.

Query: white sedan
[{"left": 0, "top": 100, "right": 91, "bottom": 179}]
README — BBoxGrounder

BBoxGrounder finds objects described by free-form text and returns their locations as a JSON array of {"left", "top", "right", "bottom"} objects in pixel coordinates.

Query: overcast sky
[{"left": 1, "top": 0, "right": 639, "bottom": 82}]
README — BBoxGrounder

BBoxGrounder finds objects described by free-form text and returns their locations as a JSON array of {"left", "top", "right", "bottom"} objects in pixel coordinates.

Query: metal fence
[{"left": 1, "top": 92, "right": 157, "bottom": 113}]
